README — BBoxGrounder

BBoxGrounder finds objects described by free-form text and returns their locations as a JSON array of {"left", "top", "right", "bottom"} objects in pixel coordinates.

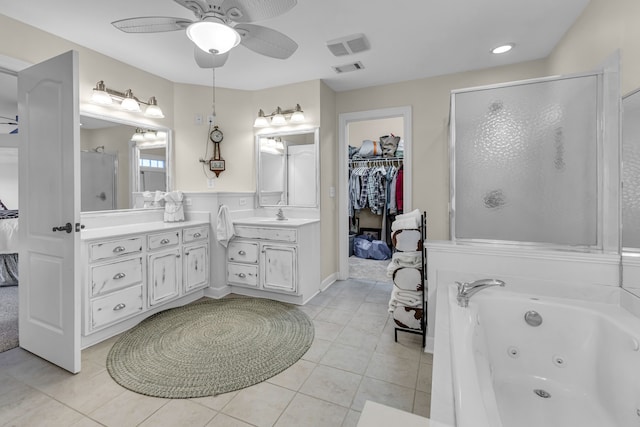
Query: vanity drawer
[
  {"left": 90, "top": 257, "right": 143, "bottom": 297},
  {"left": 183, "top": 226, "right": 208, "bottom": 243},
  {"left": 148, "top": 230, "right": 180, "bottom": 250},
  {"left": 90, "top": 284, "right": 144, "bottom": 331},
  {"left": 227, "top": 263, "right": 258, "bottom": 287},
  {"left": 227, "top": 241, "right": 259, "bottom": 263},
  {"left": 234, "top": 226, "right": 297, "bottom": 243},
  {"left": 89, "top": 237, "right": 143, "bottom": 262}
]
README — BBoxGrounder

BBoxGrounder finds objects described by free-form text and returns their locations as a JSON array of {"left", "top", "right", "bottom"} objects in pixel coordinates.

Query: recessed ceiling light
[{"left": 492, "top": 43, "right": 514, "bottom": 54}]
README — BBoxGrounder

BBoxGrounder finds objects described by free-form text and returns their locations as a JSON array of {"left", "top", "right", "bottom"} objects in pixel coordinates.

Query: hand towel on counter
[
  {"left": 216, "top": 204, "right": 235, "bottom": 248},
  {"left": 154, "top": 190, "right": 165, "bottom": 207},
  {"left": 163, "top": 191, "right": 184, "bottom": 222}
]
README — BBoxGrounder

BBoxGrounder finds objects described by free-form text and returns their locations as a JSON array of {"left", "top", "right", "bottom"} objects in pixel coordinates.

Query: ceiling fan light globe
[{"left": 187, "top": 21, "right": 241, "bottom": 55}]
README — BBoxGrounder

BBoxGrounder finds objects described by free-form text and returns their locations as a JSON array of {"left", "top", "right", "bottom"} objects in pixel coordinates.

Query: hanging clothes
[
  {"left": 367, "top": 165, "right": 387, "bottom": 215},
  {"left": 395, "top": 166, "right": 404, "bottom": 214}
]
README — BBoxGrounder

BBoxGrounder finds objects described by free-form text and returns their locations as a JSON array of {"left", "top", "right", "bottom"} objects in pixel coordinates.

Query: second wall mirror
[{"left": 256, "top": 128, "right": 319, "bottom": 208}]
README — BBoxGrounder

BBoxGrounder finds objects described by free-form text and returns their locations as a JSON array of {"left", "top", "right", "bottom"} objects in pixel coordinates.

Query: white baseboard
[
  {"left": 204, "top": 285, "right": 231, "bottom": 299},
  {"left": 321, "top": 273, "right": 338, "bottom": 292}
]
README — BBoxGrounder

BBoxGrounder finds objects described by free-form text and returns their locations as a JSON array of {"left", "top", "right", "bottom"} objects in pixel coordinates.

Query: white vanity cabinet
[
  {"left": 86, "top": 237, "right": 145, "bottom": 332},
  {"left": 183, "top": 226, "right": 209, "bottom": 292},
  {"left": 81, "top": 220, "right": 210, "bottom": 346},
  {"left": 148, "top": 230, "right": 181, "bottom": 306},
  {"left": 227, "top": 219, "right": 320, "bottom": 305}
]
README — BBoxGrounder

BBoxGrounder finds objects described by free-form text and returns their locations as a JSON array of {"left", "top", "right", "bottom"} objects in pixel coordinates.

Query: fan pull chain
[{"left": 211, "top": 66, "right": 216, "bottom": 126}]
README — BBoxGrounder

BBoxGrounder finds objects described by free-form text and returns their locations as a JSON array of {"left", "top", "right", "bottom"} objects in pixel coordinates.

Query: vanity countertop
[
  {"left": 81, "top": 220, "right": 209, "bottom": 241},
  {"left": 232, "top": 217, "right": 319, "bottom": 227}
]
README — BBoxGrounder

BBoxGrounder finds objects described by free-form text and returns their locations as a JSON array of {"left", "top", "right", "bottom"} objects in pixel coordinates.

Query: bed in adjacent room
[{"left": 0, "top": 200, "right": 19, "bottom": 286}]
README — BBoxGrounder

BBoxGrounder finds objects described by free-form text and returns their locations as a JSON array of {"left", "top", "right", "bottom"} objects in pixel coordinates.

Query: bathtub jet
[{"left": 455, "top": 279, "right": 506, "bottom": 307}]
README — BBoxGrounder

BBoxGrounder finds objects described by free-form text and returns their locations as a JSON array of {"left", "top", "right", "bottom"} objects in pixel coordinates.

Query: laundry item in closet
[
  {"left": 395, "top": 139, "right": 405, "bottom": 158},
  {"left": 353, "top": 234, "right": 391, "bottom": 260},
  {"left": 380, "top": 134, "right": 400, "bottom": 157},
  {"left": 163, "top": 191, "right": 184, "bottom": 222},
  {"left": 216, "top": 204, "right": 235, "bottom": 248}
]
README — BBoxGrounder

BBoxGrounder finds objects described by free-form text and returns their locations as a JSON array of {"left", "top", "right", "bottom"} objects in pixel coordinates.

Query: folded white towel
[
  {"left": 163, "top": 191, "right": 184, "bottom": 222},
  {"left": 388, "top": 286, "right": 422, "bottom": 309},
  {"left": 216, "top": 204, "right": 235, "bottom": 248},
  {"left": 391, "top": 209, "right": 421, "bottom": 231},
  {"left": 386, "top": 251, "right": 422, "bottom": 276}
]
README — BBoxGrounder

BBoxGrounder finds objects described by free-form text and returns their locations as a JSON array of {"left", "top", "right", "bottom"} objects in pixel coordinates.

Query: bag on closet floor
[{"left": 353, "top": 235, "right": 391, "bottom": 260}]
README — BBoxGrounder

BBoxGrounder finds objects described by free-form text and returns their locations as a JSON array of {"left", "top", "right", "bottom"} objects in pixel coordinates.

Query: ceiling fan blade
[
  {"left": 174, "top": 0, "right": 208, "bottom": 16},
  {"left": 220, "top": 0, "right": 297, "bottom": 23},
  {"left": 112, "top": 17, "right": 192, "bottom": 33},
  {"left": 235, "top": 24, "right": 297, "bottom": 59},
  {"left": 194, "top": 47, "right": 230, "bottom": 68}
]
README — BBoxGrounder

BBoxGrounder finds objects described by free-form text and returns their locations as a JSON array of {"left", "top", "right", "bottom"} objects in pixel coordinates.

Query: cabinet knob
[
  {"left": 238, "top": 273, "right": 246, "bottom": 278},
  {"left": 113, "top": 246, "right": 125, "bottom": 253},
  {"left": 113, "top": 303, "right": 126, "bottom": 311},
  {"left": 113, "top": 272, "right": 126, "bottom": 280},
  {"left": 193, "top": 232, "right": 201, "bottom": 238},
  {"left": 238, "top": 250, "right": 246, "bottom": 255},
  {"left": 160, "top": 238, "right": 170, "bottom": 244}
]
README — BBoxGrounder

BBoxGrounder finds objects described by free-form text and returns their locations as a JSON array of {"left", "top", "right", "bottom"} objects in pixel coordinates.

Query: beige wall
[
  {"left": 547, "top": 0, "right": 640, "bottom": 95},
  {"left": 320, "top": 81, "right": 337, "bottom": 281},
  {"left": 348, "top": 117, "right": 404, "bottom": 148}
]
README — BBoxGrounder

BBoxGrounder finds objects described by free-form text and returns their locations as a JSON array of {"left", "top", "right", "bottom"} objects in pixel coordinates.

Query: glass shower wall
[
  {"left": 451, "top": 75, "right": 599, "bottom": 247},
  {"left": 622, "top": 90, "right": 640, "bottom": 250}
]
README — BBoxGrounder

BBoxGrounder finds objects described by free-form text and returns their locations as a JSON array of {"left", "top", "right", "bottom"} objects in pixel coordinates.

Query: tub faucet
[{"left": 456, "top": 279, "right": 505, "bottom": 307}]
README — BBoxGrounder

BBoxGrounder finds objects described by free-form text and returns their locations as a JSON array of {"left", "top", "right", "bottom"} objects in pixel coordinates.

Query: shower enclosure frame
[{"left": 448, "top": 67, "right": 620, "bottom": 253}]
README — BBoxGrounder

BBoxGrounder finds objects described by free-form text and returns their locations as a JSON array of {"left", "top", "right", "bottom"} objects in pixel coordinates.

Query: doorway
[{"left": 337, "top": 106, "right": 413, "bottom": 281}]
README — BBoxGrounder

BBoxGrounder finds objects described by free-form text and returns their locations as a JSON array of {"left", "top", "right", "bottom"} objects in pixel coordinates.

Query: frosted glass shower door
[
  {"left": 623, "top": 90, "right": 640, "bottom": 250},
  {"left": 452, "top": 75, "right": 599, "bottom": 246}
]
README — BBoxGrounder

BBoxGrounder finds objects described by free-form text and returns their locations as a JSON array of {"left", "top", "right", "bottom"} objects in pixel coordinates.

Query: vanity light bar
[
  {"left": 91, "top": 80, "right": 165, "bottom": 118},
  {"left": 254, "top": 104, "right": 305, "bottom": 127}
]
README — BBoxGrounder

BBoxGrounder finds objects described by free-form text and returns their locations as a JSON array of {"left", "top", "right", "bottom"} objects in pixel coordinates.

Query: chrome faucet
[
  {"left": 456, "top": 279, "right": 505, "bottom": 307},
  {"left": 276, "top": 208, "right": 287, "bottom": 220}
]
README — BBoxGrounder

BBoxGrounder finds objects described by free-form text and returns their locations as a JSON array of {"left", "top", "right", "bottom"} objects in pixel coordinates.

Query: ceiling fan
[{"left": 112, "top": 0, "right": 299, "bottom": 68}]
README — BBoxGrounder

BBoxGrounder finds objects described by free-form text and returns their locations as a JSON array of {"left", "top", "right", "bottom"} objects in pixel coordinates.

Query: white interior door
[{"left": 18, "top": 50, "right": 81, "bottom": 373}]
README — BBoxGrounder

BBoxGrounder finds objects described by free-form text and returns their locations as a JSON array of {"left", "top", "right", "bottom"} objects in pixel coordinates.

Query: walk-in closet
[{"left": 347, "top": 116, "right": 405, "bottom": 282}]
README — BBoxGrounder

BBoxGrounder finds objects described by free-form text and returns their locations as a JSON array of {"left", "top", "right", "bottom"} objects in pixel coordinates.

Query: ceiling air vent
[
  {"left": 326, "top": 33, "right": 370, "bottom": 57},
  {"left": 332, "top": 61, "right": 365, "bottom": 74}
]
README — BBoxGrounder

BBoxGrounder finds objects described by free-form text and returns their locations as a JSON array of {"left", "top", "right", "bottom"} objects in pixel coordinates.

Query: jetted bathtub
[{"left": 447, "top": 284, "right": 640, "bottom": 427}]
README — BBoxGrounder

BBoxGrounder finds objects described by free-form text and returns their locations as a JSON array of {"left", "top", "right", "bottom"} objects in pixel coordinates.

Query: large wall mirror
[
  {"left": 256, "top": 128, "right": 319, "bottom": 208},
  {"left": 622, "top": 89, "right": 640, "bottom": 296},
  {"left": 80, "top": 112, "right": 172, "bottom": 212}
]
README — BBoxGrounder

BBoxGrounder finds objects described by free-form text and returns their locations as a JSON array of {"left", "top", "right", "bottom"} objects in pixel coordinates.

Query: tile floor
[{"left": 0, "top": 277, "right": 432, "bottom": 427}]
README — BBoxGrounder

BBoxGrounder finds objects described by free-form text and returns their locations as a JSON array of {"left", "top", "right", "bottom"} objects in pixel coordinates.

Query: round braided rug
[{"left": 106, "top": 298, "right": 314, "bottom": 398}]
